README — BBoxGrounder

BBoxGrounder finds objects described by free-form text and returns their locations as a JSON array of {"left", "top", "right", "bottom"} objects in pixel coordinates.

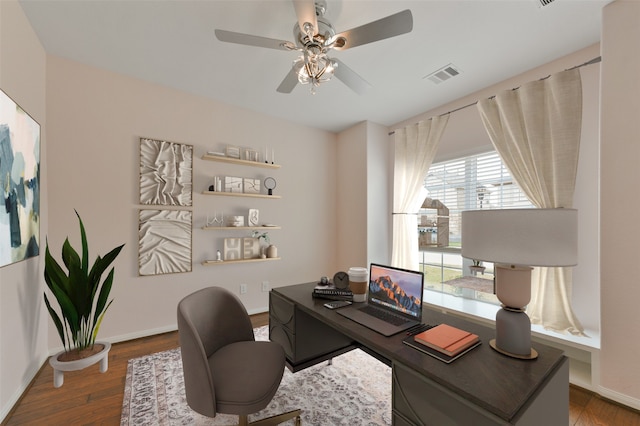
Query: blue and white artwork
[{"left": 0, "top": 89, "right": 40, "bottom": 268}]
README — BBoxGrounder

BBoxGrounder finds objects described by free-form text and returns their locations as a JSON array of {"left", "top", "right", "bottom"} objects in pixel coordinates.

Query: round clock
[
  {"left": 264, "top": 177, "right": 277, "bottom": 195},
  {"left": 333, "top": 271, "right": 349, "bottom": 289}
]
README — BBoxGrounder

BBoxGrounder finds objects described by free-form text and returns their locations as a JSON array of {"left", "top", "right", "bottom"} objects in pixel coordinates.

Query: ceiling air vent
[
  {"left": 424, "top": 63, "right": 461, "bottom": 85},
  {"left": 538, "top": 0, "right": 555, "bottom": 6}
]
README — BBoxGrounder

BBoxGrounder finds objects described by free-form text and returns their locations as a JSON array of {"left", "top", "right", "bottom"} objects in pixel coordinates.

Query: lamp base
[{"left": 489, "top": 339, "right": 538, "bottom": 360}]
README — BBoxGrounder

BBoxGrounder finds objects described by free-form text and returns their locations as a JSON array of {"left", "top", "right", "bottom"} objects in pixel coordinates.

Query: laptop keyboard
[{"left": 359, "top": 305, "right": 411, "bottom": 326}]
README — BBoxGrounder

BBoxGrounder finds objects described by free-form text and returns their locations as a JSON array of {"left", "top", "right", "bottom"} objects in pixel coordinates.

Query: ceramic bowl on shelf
[{"left": 228, "top": 216, "right": 244, "bottom": 227}]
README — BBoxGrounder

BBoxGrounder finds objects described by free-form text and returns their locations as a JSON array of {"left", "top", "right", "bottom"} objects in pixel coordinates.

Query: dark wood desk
[{"left": 269, "top": 282, "right": 569, "bottom": 426}]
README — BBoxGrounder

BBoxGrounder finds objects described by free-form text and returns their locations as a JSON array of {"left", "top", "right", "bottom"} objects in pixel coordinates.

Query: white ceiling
[{"left": 18, "top": 0, "right": 610, "bottom": 133}]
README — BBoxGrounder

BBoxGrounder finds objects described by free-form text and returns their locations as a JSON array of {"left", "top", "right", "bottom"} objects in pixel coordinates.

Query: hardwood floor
[{"left": 3, "top": 312, "right": 638, "bottom": 425}]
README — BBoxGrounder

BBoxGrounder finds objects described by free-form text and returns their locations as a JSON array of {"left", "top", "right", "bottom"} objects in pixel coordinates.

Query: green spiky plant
[{"left": 44, "top": 211, "right": 124, "bottom": 356}]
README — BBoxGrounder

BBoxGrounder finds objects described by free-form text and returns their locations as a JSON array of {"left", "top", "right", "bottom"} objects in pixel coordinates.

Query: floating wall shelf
[
  {"left": 202, "top": 154, "right": 281, "bottom": 169},
  {"left": 202, "top": 257, "right": 281, "bottom": 266},
  {"left": 202, "top": 226, "right": 281, "bottom": 231},
  {"left": 202, "top": 191, "right": 281, "bottom": 199}
]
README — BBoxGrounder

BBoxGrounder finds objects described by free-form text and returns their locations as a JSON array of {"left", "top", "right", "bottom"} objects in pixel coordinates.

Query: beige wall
[
  {"left": 335, "top": 121, "right": 393, "bottom": 271},
  {"left": 336, "top": 122, "right": 368, "bottom": 269},
  {"left": 366, "top": 121, "right": 393, "bottom": 265},
  {"left": 0, "top": 0, "right": 49, "bottom": 419},
  {"left": 44, "top": 55, "right": 339, "bottom": 349},
  {"left": 600, "top": 0, "right": 640, "bottom": 404}
]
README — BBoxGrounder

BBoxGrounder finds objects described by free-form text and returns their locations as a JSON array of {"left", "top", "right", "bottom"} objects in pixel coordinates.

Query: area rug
[
  {"left": 121, "top": 326, "right": 392, "bottom": 425},
  {"left": 444, "top": 276, "right": 494, "bottom": 293}
]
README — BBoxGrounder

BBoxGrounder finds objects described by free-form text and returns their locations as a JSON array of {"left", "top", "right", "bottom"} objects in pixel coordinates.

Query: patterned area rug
[
  {"left": 445, "top": 276, "right": 494, "bottom": 293},
  {"left": 121, "top": 326, "right": 392, "bottom": 425}
]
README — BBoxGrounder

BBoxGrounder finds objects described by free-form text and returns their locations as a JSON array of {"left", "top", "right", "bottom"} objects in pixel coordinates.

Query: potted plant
[
  {"left": 43, "top": 211, "right": 124, "bottom": 387},
  {"left": 251, "top": 230, "right": 274, "bottom": 258},
  {"left": 469, "top": 259, "right": 486, "bottom": 276}
]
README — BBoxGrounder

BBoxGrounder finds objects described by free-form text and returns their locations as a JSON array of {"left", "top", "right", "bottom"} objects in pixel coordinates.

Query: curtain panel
[
  {"left": 477, "top": 68, "right": 584, "bottom": 335},
  {"left": 392, "top": 116, "right": 449, "bottom": 271}
]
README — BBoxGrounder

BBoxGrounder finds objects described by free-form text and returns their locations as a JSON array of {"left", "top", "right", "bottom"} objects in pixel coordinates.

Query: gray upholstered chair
[{"left": 177, "top": 287, "right": 301, "bottom": 426}]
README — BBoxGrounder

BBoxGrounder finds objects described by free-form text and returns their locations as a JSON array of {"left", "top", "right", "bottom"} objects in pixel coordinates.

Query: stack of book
[
  {"left": 312, "top": 286, "right": 353, "bottom": 301},
  {"left": 404, "top": 323, "right": 480, "bottom": 363},
  {"left": 414, "top": 324, "right": 479, "bottom": 356}
]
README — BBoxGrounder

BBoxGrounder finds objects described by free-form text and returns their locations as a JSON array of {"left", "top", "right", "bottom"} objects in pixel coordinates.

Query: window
[{"left": 418, "top": 151, "right": 534, "bottom": 303}]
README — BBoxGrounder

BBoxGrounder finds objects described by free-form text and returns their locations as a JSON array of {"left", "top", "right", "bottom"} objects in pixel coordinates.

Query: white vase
[
  {"left": 267, "top": 244, "right": 277, "bottom": 258},
  {"left": 48, "top": 341, "right": 111, "bottom": 388}
]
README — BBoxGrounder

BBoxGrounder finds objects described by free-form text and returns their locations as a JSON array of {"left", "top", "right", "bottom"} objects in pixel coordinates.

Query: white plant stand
[{"left": 48, "top": 342, "right": 111, "bottom": 388}]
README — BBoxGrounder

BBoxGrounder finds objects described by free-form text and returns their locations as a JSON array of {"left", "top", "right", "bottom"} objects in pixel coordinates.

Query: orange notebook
[{"left": 414, "top": 324, "right": 479, "bottom": 356}]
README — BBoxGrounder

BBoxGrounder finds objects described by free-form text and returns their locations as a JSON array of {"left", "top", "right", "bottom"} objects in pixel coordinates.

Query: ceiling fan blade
[
  {"left": 215, "top": 29, "right": 292, "bottom": 51},
  {"left": 277, "top": 67, "right": 299, "bottom": 93},
  {"left": 292, "top": 0, "right": 318, "bottom": 37},
  {"left": 333, "top": 59, "right": 372, "bottom": 95},
  {"left": 333, "top": 9, "right": 413, "bottom": 51}
]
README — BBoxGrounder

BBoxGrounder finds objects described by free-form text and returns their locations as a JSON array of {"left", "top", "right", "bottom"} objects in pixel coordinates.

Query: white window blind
[{"left": 423, "top": 151, "right": 534, "bottom": 244}]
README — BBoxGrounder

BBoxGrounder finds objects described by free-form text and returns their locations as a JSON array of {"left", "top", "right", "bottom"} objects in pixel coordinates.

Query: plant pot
[
  {"left": 469, "top": 265, "right": 486, "bottom": 276},
  {"left": 48, "top": 342, "right": 111, "bottom": 388}
]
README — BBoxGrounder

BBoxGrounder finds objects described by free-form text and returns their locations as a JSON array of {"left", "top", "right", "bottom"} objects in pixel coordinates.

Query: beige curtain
[
  {"left": 477, "top": 68, "right": 584, "bottom": 335},
  {"left": 392, "top": 116, "right": 449, "bottom": 271}
]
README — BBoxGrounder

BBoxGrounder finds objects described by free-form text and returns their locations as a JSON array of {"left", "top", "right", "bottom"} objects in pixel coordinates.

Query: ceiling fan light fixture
[
  {"left": 216, "top": 1, "right": 413, "bottom": 95},
  {"left": 294, "top": 51, "right": 335, "bottom": 94}
]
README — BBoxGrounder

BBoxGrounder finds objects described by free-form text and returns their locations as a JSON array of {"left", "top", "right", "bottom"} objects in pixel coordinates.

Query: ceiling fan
[{"left": 214, "top": 0, "right": 413, "bottom": 95}]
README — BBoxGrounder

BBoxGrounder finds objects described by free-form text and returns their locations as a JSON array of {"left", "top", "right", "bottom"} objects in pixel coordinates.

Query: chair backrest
[{"left": 177, "top": 287, "right": 254, "bottom": 417}]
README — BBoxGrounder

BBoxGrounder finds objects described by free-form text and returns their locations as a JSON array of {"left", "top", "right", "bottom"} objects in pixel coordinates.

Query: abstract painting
[
  {"left": 138, "top": 209, "right": 192, "bottom": 275},
  {"left": 140, "top": 138, "right": 193, "bottom": 206},
  {"left": 0, "top": 89, "right": 40, "bottom": 267}
]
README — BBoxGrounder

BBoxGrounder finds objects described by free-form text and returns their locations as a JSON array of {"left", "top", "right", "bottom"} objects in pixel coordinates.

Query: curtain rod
[{"left": 388, "top": 56, "right": 601, "bottom": 136}]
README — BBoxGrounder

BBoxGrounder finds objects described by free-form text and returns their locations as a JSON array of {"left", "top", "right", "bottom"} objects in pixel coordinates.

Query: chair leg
[
  {"left": 239, "top": 414, "right": 249, "bottom": 426},
  {"left": 248, "top": 409, "right": 302, "bottom": 426}
]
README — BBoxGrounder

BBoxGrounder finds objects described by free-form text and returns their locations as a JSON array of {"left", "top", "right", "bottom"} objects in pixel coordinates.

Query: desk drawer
[
  {"left": 392, "top": 362, "right": 504, "bottom": 426},
  {"left": 269, "top": 291, "right": 354, "bottom": 369},
  {"left": 269, "top": 292, "right": 295, "bottom": 332},
  {"left": 270, "top": 322, "right": 295, "bottom": 360}
]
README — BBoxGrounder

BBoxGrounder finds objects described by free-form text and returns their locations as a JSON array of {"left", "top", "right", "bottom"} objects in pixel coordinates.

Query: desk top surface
[{"left": 272, "top": 282, "right": 567, "bottom": 422}]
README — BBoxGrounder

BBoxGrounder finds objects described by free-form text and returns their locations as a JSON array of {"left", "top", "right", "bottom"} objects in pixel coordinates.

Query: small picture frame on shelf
[
  {"left": 248, "top": 209, "right": 259, "bottom": 226},
  {"left": 226, "top": 145, "right": 240, "bottom": 159},
  {"left": 225, "top": 176, "right": 243, "bottom": 193},
  {"left": 244, "top": 178, "right": 260, "bottom": 194}
]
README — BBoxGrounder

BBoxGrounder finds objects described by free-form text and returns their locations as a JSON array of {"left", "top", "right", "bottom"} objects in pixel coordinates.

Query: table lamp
[{"left": 461, "top": 208, "right": 577, "bottom": 360}]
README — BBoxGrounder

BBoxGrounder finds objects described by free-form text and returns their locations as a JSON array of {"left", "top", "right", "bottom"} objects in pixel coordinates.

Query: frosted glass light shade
[{"left": 461, "top": 208, "right": 578, "bottom": 267}]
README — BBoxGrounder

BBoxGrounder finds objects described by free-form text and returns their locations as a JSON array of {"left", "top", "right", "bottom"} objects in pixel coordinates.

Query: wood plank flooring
[{"left": 3, "top": 312, "right": 639, "bottom": 425}]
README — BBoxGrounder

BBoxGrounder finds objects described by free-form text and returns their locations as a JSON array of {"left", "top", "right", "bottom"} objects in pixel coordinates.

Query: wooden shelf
[
  {"left": 202, "top": 257, "right": 281, "bottom": 266},
  {"left": 202, "top": 154, "right": 281, "bottom": 169},
  {"left": 202, "top": 191, "right": 281, "bottom": 199},
  {"left": 202, "top": 226, "right": 281, "bottom": 230}
]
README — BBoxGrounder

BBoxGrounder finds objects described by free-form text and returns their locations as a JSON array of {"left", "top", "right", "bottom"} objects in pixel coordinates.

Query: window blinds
[{"left": 423, "top": 151, "right": 534, "bottom": 240}]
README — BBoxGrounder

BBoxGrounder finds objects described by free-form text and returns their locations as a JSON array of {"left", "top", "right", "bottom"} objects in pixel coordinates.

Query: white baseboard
[
  {"left": 46, "top": 324, "right": 179, "bottom": 356},
  {"left": 0, "top": 353, "right": 49, "bottom": 424},
  {"left": 46, "top": 307, "right": 270, "bottom": 356},
  {"left": 597, "top": 386, "right": 640, "bottom": 411}
]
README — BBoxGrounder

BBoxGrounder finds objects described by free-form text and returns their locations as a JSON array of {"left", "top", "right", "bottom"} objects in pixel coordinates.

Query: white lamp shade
[{"left": 461, "top": 208, "right": 577, "bottom": 267}]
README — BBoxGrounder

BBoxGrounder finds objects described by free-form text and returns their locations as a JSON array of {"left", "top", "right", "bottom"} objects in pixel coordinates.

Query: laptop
[{"left": 337, "top": 263, "right": 424, "bottom": 336}]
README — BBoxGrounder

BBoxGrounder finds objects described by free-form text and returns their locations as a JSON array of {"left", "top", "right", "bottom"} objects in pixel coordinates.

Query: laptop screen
[{"left": 368, "top": 263, "right": 424, "bottom": 320}]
